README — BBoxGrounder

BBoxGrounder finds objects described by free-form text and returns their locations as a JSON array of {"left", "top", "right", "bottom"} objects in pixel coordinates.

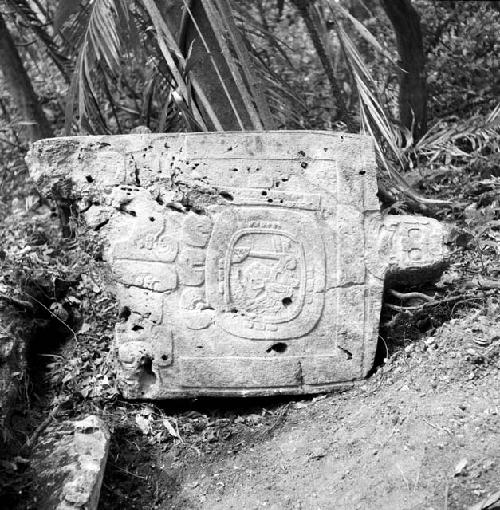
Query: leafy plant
[
  {"left": 3, "top": 0, "right": 71, "bottom": 83},
  {"left": 414, "top": 104, "right": 500, "bottom": 167},
  {"left": 6, "top": 0, "right": 496, "bottom": 211},
  {"left": 55, "top": 0, "right": 137, "bottom": 133},
  {"left": 54, "top": 0, "right": 279, "bottom": 134}
]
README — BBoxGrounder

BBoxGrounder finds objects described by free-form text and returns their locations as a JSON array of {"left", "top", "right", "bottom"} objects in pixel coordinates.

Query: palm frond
[
  {"left": 182, "top": 0, "right": 248, "bottom": 129},
  {"left": 289, "top": 0, "right": 352, "bottom": 129},
  {"left": 58, "top": 0, "right": 281, "bottom": 133},
  {"left": 335, "top": 22, "right": 400, "bottom": 157},
  {"left": 209, "top": 0, "right": 274, "bottom": 129},
  {"left": 326, "top": 0, "right": 398, "bottom": 66},
  {"left": 130, "top": 3, "right": 187, "bottom": 131},
  {"left": 231, "top": 0, "right": 305, "bottom": 128},
  {"left": 59, "top": 0, "right": 129, "bottom": 133},
  {"left": 140, "top": 0, "right": 277, "bottom": 131},
  {"left": 179, "top": 0, "right": 275, "bottom": 130},
  {"left": 415, "top": 104, "right": 500, "bottom": 165},
  {"left": 141, "top": 0, "right": 209, "bottom": 131},
  {"left": 5, "top": 0, "right": 71, "bottom": 82},
  {"left": 334, "top": 20, "right": 448, "bottom": 209},
  {"left": 54, "top": 0, "right": 82, "bottom": 33}
]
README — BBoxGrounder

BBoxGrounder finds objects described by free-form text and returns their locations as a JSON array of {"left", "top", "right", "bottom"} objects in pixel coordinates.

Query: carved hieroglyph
[{"left": 27, "top": 132, "right": 449, "bottom": 398}]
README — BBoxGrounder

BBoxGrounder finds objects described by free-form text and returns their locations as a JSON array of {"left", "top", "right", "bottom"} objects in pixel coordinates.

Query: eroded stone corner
[{"left": 381, "top": 215, "right": 451, "bottom": 286}]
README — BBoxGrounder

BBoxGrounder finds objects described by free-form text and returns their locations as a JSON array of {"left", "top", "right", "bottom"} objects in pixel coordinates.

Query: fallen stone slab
[
  {"left": 31, "top": 415, "right": 110, "bottom": 510},
  {"left": 27, "top": 131, "right": 449, "bottom": 398}
]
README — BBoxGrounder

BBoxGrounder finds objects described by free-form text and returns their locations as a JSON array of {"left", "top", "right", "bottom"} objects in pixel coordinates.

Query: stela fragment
[{"left": 27, "top": 131, "right": 449, "bottom": 398}]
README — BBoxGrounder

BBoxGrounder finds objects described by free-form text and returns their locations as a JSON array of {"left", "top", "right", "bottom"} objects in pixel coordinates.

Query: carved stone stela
[{"left": 28, "top": 132, "right": 449, "bottom": 398}]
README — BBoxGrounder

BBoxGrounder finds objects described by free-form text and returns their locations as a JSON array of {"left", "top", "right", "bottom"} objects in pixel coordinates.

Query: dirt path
[
  {"left": 174, "top": 384, "right": 499, "bottom": 509},
  {"left": 170, "top": 337, "right": 499, "bottom": 509},
  {"left": 100, "top": 315, "right": 500, "bottom": 510}
]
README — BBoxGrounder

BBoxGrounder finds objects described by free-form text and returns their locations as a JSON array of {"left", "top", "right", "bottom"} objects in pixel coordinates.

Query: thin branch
[{"left": 23, "top": 292, "right": 77, "bottom": 340}]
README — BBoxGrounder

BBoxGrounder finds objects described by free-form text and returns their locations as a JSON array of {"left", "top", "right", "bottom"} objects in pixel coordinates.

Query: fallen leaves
[
  {"left": 135, "top": 413, "right": 152, "bottom": 436},
  {"left": 162, "top": 417, "right": 181, "bottom": 440}
]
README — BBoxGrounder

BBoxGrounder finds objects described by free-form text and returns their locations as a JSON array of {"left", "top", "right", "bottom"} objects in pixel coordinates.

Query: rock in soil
[{"left": 31, "top": 415, "right": 110, "bottom": 510}]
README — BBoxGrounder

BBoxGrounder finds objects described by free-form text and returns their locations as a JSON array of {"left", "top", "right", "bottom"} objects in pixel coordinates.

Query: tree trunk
[
  {"left": 0, "top": 12, "right": 53, "bottom": 142},
  {"left": 380, "top": 0, "right": 427, "bottom": 141},
  {"left": 156, "top": 0, "right": 274, "bottom": 131}
]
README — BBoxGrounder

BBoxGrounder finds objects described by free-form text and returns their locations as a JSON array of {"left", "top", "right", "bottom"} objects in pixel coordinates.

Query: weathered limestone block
[
  {"left": 27, "top": 131, "right": 449, "bottom": 398},
  {"left": 32, "top": 415, "right": 110, "bottom": 510}
]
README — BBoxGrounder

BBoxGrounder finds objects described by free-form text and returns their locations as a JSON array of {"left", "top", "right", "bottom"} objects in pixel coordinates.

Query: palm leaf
[
  {"left": 335, "top": 21, "right": 449, "bottom": 208},
  {"left": 56, "top": 0, "right": 144, "bottom": 134},
  {"left": 325, "top": 0, "right": 398, "bottom": 66},
  {"left": 182, "top": 0, "right": 248, "bottom": 129},
  {"left": 141, "top": 0, "right": 210, "bottom": 131},
  {"left": 180, "top": 0, "right": 275, "bottom": 130},
  {"left": 210, "top": 0, "right": 274, "bottom": 128},
  {"left": 290, "top": 0, "right": 352, "bottom": 128},
  {"left": 54, "top": 0, "right": 82, "bottom": 33},
  {"left": 231, "top": 0, "right": 305, "bottom": 127},
  {"left": 5, "top": 0, "right": 71, "bottom": 82},
  {"left": 415, "top": 104, "right": 500, "bottom": 164},
  {"left": 142, "top": 0, "right": 277, "bottom": 131},
  {"left": 59, "top": 0, "right": 279, "bottom": 133}
]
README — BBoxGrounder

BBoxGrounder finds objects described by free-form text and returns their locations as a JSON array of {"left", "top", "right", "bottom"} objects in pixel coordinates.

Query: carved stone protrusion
[
  {"left": 27, "top": 131, "right": 450, "bottom": 398},
  {"left": 382, "top": 215, "right": 450, "bottom": 286}
]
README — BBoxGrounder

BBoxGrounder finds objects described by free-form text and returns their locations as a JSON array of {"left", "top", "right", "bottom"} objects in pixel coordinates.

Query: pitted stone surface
[{"left": 27, "top": 131, "right": 449, "bottom": 398}]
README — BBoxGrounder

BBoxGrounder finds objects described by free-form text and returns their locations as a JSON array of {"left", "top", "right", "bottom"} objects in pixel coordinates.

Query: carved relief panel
[
  {"left": 28, "top": 131, "right": 450, "bottom": 399},
  {"left": 206, "top": 206, "right": 325, "bottom": 340}
]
